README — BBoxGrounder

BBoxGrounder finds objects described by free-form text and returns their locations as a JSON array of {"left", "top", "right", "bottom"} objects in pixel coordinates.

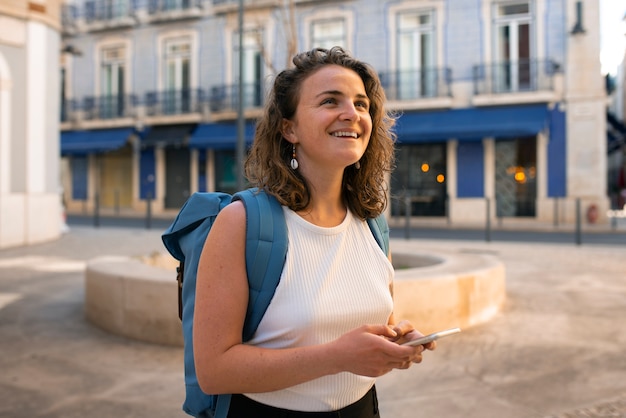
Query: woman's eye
[
  {"left": 321, "top": 98, "right": 336, "bottom": 105},
  {"left": 356, "top": 101, "right": 369, "bottom": 109}
]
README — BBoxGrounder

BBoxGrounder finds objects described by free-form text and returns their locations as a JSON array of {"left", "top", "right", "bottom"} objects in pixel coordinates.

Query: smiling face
[{"left": 281, "top": 64, "right": 373, "bottom": 176}]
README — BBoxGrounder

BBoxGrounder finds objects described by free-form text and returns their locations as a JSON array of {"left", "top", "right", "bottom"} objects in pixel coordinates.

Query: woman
[{"left": 194, "top": 47, "right": 435, "bottom": 418}]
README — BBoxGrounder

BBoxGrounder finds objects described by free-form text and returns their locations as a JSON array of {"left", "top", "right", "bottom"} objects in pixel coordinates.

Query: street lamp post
[{"left": 236, "top": 0, "right": 246, "bottom": 190}]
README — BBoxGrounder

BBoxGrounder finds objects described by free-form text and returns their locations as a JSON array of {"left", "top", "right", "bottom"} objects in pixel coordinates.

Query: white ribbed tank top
[{"left": 244, "top": 206, "right": 394, "bottom": 411}]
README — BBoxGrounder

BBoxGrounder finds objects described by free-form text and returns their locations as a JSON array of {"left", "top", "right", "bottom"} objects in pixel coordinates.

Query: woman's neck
[{"left": 297, "top": 174, "right": 346, "bottom": 227}]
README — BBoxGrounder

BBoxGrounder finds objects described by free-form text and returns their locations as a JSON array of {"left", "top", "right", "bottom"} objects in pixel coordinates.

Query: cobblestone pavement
[
  {"left": 0, "top": 226, "right": 625, "bottom": 418},
  {"left": 377, "top": 239, "right": 626, "bottom": 418},
  {"left": 545, "top": 395, "right": 626, "bottom": 417}
]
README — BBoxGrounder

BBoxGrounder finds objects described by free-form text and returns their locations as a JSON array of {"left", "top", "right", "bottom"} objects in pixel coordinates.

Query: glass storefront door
[
  {"left": 495, "top": 137, "right": 537, "bottom": 217},
  {"left": 391, "top": 143, "right": 447, "bottom": 217}
]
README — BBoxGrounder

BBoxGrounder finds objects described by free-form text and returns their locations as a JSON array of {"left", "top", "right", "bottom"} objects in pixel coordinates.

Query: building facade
[
  {"left": 60, "top": 0, "right": 608, "bottom": 225},
  {"left": 0, "top": 0, "right": 63, "bottom": 249},
  {"left": 607, "top": 11, "right": 625, "bottom": 210}
]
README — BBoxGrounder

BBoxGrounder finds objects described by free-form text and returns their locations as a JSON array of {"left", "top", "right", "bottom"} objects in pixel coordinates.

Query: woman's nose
[{"left": 341, "top": 103, "right": 359, "bottom": 121}]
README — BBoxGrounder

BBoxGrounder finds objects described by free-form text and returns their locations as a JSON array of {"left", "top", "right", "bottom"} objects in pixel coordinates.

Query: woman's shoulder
[
  {"left": 219, "top": 199, "right": 246, "bottom": 221},
  {"left": 208, "top": 199, "right": 246, "bottom": 235}
]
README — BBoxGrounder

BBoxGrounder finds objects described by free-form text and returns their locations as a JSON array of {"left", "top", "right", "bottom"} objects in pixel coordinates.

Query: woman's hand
[
  {"left": 328, "top": 324, "right": 431, "bottom": 377},
  {"left": 388, "top": 320, "right": 438, "bottom": 352}
]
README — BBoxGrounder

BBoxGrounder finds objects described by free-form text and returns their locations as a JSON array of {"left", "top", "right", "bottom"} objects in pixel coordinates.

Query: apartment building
[
  {"left": 0, "top": 0, "right": 63, "bottom": 248},
  {"left": 607, "top": 12, "right": 626, "bottom": 210},
  {"left": 60, "top": 0, "right": 608, "bottom": 224}
]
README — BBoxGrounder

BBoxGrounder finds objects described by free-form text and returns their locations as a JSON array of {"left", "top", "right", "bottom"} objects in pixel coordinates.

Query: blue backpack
[{"left": 162, "top": 188, "right": 389, "bottom": 418}]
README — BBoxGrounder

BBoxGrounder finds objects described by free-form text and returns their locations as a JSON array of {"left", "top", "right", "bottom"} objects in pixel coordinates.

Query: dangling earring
[
  {"left": 290, "top": 144, "right": 299, "bottom": 170},
  {"left": 354, "top": 160, "right": 361, "bottom": 170}
]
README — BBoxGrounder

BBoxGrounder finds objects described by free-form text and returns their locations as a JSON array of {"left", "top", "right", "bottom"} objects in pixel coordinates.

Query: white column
[
  {"left": 25, "top": 21, "right": 47, "bottom": 193},
  {"left": 483, "top": 138, "right": 495, "bottom": 199},
  {"left": 207, "top": 149, "right": 215, "bottom": 192},
  {"left": 190, "top": 148, "right": 198, "bottom": 194},
  {"left": 536, "top": 131, "right": 547, "bottom": 199},
  {"left": 483, "top": 137, "right": 496, "bottom": 220},
  {"left": 0, "top": 53, "right": 11, "bottom": 195},
  {"left": 446, "top": 140, "right": 458, "bottom": 199}
]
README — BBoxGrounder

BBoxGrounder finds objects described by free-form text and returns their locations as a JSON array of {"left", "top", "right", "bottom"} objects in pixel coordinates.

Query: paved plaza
[{"left": 0, "top": 226, "right": 624, "bottom": 418}]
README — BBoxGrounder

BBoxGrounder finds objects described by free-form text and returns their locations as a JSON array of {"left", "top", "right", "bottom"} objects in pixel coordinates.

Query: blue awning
[
  {"left": 189, "top": 121, "right": 257, "bottom": 150},
  {"left": 61, "top": 128, "right": 134, "bottom": 155},
  {"left": 395, "top": 104, "right": 549, "bottom": 143}
]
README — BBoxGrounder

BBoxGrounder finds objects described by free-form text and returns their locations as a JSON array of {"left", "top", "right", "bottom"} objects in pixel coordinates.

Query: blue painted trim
[
  {"left": 140, "top": 149, "right": 156, "bottom": 200},
  {"left": 457, "top": 141, "right": 485, "bottom": 197},
  {"left": 71, "top": 156, "right": 88, "bottom": 200},
  {"left": 547, "top": 104, "right": 567, "bottom": 197}
]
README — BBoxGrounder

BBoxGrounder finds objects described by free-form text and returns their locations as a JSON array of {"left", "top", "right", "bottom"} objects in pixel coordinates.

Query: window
[
  {"left": 391, "top": 144, "right": 447, "bottom": 217},
  {"left": 164, "top": 37, "right": 191, "bottom": 113},
  {"left": 163, "top": 0, "right": 191, "bottom": 11},
  {"left": 215, "top": 150, "right": 237, "bottom": 194},
  {"left": 100, "top": 45, "right": 125, "bottom": 118},
  {"left": 493, "top": 1, "right": 534, "bottom": 92},
  {"left": 86, "top": 0, "right": 130, "bottom": 22},
  {"left": 311, "top": 19, "right": 346, "bottom": 49},
  {"left": 234, "top": 30, "right": 263, "bottom": 108},
  {"left": 397, "top": 10, "right": 436, "bottom": 99},
  {"left": 104, "top": 0, "right": 129, "bottom": 20},
  {"left": 60, "top": 68, "right": 68, "bottom": 122}
]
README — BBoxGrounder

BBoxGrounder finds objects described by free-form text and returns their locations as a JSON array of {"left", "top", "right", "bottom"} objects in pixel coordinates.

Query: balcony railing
[
  {"left": 213, "top": 0, "right": 255, "bottom": 5},
  {"left": 379, "top": 67, "right": 452, "bottom": 101},
  {"left": 148, "top": 0, "right": 201, "bottom": 13},
  {"left": 83, "top": 94, "right": 137, "bottom": 120},
  {"left": 473, "top": 59, "right": 560, "bottom": 95},
  {"left": 61, "top": 4, "right": 78, "bottom": 27},
  {"left": 60, "top": 99, "right": 78, "bottom": 123},
  {"left": 84, "top": 0, "right": 136, "bottom": 23},
  {"left": 208, "top": 82, "right": 266, "bottom": 113},
  {"left": 145, "top": 89, "right": 204, "bottom": 116}
]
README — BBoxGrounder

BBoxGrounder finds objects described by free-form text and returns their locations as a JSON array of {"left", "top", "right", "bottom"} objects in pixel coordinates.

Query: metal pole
[
  {"left": 114, "top": 189, "right": 120, "bottom": 215},
  {"left": 94, "top": 192, "right": 100, "bottom": 228},
  {"left": 145, "top": 191, "right": 152, "bottom": 230},
  {"left": 404, "top": 194, "right": 411, "bottom": 240},
  {"left": 94, "top": 155, "right": 101, "bottom": 228},
  {"left": 236, "top": 0, "right": 246, "bottom": 191},
  {"left": 575, "top": 198, "right": 582, "bottom": 245},
  {"left": 496, "top": 196, "right": 502, "bottom": 228},
  {"left": 485, "top": 197, "right": 491, "bottom": 242},
  {"left": 553, "top": 197, "right": 559, "bottom": 228}
]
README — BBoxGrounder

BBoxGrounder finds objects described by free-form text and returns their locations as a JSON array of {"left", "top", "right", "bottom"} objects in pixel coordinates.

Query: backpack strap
[
  {"left": 213, "top": 188, "right": 288, "bottom": 418},
  {"left": 233, "top": 188, "right": 289, "bottom": 340},
  {"left": 367, "top": 213, "right": 390, "bottom": 257}
]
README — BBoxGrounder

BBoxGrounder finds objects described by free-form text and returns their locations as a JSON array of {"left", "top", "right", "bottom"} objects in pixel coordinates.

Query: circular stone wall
[{"left": 85, "top": 249, "right": 505, "bottom": 346}]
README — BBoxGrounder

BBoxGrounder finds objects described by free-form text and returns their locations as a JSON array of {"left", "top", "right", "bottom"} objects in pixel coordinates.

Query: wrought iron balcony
[
  {"left": 61, "top": 4, "right": 78, "bottom": 27},
  {"left": 60, "top": 98, "right": 78, "bottom": 123},
  {"left": 212, "top": 0, "right": 301, "bottom": 6},
  {"left": 145, "top": 89, "right": 204, "bottom": 116},
  {"left": 84, "top": 0, "right": 136, "bottom": 23},
  {"left": 82, "top": 94, "right": 137, "bottom": 120},
  {"left": 473, "top": 59, "right": 560, "bottom": 95},
  {"left": 213, "top": 0, "right": 257, "bottom": 5},
  {"left": 148, "top": 0, "right": 201, "bottom": 13},
  {"left": 208, "top": 82, "right": 266, "bottom": 113},
  {"left": 378, "top": 67, "right": 452, "bottom": 101}
]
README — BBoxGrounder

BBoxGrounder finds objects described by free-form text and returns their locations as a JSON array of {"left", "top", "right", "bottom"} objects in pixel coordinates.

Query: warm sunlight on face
[{"left": 285, "top": 65, "right": 373, "bottom": 172}]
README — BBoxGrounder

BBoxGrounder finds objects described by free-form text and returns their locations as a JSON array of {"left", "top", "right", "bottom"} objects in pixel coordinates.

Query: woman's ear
[{"left": 281, "top": 118, "right": 296, "bottom": 144}]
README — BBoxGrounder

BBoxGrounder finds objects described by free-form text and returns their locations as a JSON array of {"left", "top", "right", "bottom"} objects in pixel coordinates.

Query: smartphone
[{"left": 401, "top": 327, "right": 461, "bottom": 347}]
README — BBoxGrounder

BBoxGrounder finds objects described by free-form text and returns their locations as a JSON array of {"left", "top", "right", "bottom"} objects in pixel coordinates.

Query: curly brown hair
[{"left": 245, "top": 47, "right": 396, "bottom": 219}]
